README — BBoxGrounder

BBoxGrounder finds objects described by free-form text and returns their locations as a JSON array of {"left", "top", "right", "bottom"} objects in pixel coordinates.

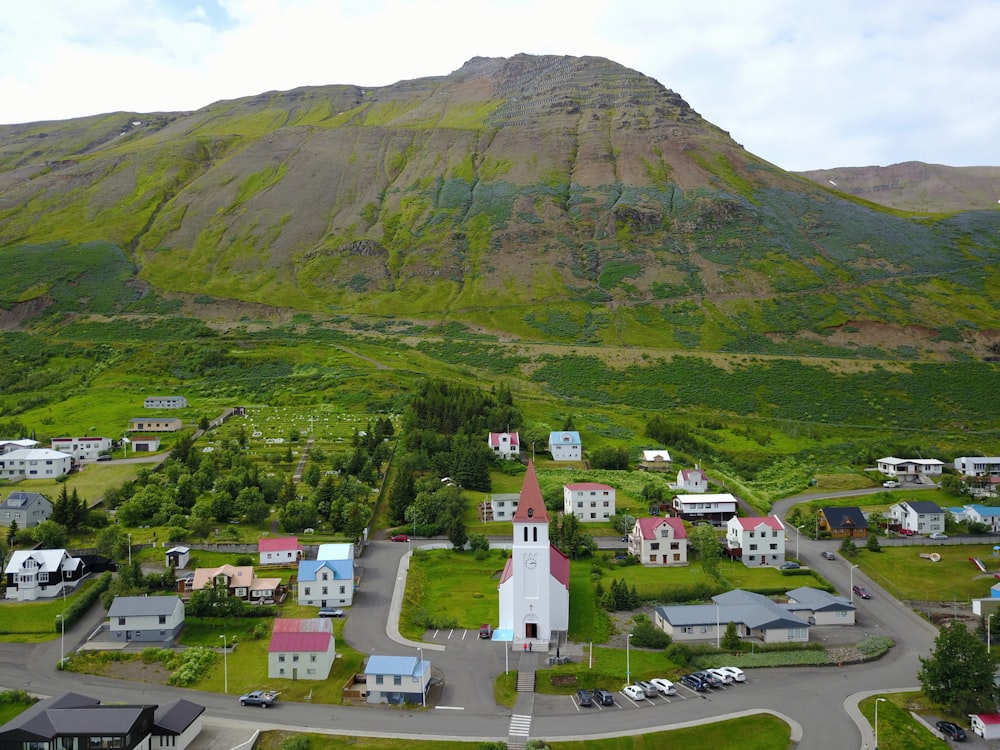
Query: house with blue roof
[
  {"left": 363, "top": 654, "right": 430, "bottom": 705},
  {"left": 548, "top": 431, "right": 582, "bottom": 461},
  {"left": 950, "top": 504, "right": 1000, "bottom": 533},
  {"left": 297, "top": 558, "right": 354, "bottom": 608}
]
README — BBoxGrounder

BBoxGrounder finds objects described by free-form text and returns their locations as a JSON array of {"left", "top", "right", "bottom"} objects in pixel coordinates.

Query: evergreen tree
[
  {"left": 918, "top": 622, "right": 998, "bottom": 715},
  {"left": 388, "top": 469, "right": 416, "bottom": 525},
  {"left": 722, "top": 621, "right": 742, "bottom": 650},
  {"left": 865, "top": 533, "right": 881, "bottom": 552},
  {"left": 448, "top": 518, "right": 468, "bottom": 551},
  {"left": 6, "top": 519, "right": 17, "bottom": 545},
  {"left": 51, "top": 486, "right": 70, "bottom": 525}
]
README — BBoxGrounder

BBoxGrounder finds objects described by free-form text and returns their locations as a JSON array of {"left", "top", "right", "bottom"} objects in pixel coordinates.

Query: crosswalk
[{"left": 508, "top": 713, "right": 532, "bottom": 738}]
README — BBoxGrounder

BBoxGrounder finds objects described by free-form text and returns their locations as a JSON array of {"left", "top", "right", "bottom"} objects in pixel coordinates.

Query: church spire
[{"left": 512, "top": 461, "right": 549, "bottom": 523}]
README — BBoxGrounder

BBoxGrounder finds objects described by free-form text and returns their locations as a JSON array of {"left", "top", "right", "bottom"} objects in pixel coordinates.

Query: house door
[
  {"left": 525, "top": 623, "right": 537, "bottom": 639},
  {"left": 293, "top": 668, "right": 298, "bottom": 681},
  {"left": 321, "top": 599, "right": 327, "bottom": 607}
]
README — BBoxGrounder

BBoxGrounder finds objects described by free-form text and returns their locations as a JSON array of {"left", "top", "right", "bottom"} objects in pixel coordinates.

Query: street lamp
[
  {"left": 874, "top": 697, "right": 886, "bottom": 749},
  {"left": 716, "top": 602, "right": 721, "bottom": 648},
  {"left": 850, "top": 564, "right": 859, "bottom": 603},
  {"left": 626, "top": 632, "right": 633, "bottom": 685},
  {"left": 55, "top": 614, "right": 65, "bottom": 667},
  {"left": 796, "top": 524, "right": 804, "bottom": 560},
  {"left": 417, "top": 647, "right": 425, "bottom": 707},
  {"left": 219, "top": 635, "right": 228, "bottom": 694},
  {"left": 989, "top": 613, "right": 995, "bottom": 654},
  {"left": 127, "top": 533, "right": 132, "bottom": 566}
]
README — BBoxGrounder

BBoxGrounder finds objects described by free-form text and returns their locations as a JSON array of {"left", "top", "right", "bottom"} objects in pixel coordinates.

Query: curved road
[{"left": 0, "top": 491, "right": 937, "bottom": 749}]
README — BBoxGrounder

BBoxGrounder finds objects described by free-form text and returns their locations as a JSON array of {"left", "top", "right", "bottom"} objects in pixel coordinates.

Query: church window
[
  {"left": 523, "top": 528, "right": 528, "bottom": 542},
  {"left": 533, "top": 527, "right": 537, "bottom": 542}
]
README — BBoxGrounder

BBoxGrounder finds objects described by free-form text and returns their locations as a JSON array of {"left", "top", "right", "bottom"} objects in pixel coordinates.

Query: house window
[
  {"left": 159, "top": 615, "right": 167, "bottom": 624},
  {"left": 376, "top": 675, "right": 384, "bottom": 685},
  {"left": 322, "top": 587, "right": 328, "bottom": 595},
  {"left": 769, "top": 544, "right": 777, "bottom": 550},
  {"left": 749, "top": 544, "right": 757, "bottom": 551},
  {"left": 322, "top": 572, "right": 329, "bottom": 581},
  {"left": 339, "top": 585, "right": 346, "bottom": 594},
  {"left": 394, "top": 675, "right": 402, "bottom": 686},
  {"left": 681, "top": 627, "right": 693, "bottom": 634},
  {"left": 670, "top": 542, "right": 679, "bottom": 550},
  {"left": 279, "top": 668, "right": 285, "bottom": 676},
  {"left": 279, "top": 655, "right": 285, "bottom": 662},
  {"left": 118, "top": 617, "right": 126, "bottom": 626},
  {"left": 651, "top": 543, "right": 659, "bottom": 550},
  {"left": 293, "top": 654, "right": 299, "bottom": 662},
  {"left": 590, "top": 513, "right": 596, "bottom": 519},
  {"left": 304, "top": 587, "right": 311, "bottom": 596},
  {"left": 310, "top": 654, "right": 317, "bottom": 662}
]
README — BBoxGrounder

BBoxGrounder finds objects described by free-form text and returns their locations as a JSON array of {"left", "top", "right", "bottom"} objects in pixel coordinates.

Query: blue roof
[
  {"left": 366, "top": 655, "right": 427, "bottom": 677},
  {"left": 969, "top": 505, "right": 1000, "bottom": 518},
  {"left": 297, "top": 559, "right": 353, "bottom": 581},
  {"left": 549, "top": 431, "right": 581, "bottom": 443}
]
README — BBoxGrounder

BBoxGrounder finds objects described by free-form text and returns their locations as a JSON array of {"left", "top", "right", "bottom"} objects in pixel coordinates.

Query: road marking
[
  {"left": 435, "top": 705, "right": 464, "bottom": 710},
  {"left": 508, "top": 714, "right": 532, "bottom": 736}
]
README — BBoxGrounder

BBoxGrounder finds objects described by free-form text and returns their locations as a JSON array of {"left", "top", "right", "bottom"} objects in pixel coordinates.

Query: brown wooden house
[{"left": 817, "top": 506, "right": 868, "bottom": 539}]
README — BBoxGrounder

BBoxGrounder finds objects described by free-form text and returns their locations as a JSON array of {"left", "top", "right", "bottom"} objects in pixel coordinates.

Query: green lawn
[
  {"left": 860, "top": 694, "right": 949, "bottom": 750},
  {"left": 852, "top": 544, "right": 1000, "bottom": 601},
  {"left": 0, "top": 579, "right": 98, "bottom": 636},
  {"left": 550, "top": 714, "right": 791, "bottom": 750}
]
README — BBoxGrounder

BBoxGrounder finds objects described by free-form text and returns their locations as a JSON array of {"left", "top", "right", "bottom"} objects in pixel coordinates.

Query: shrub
[
  {"left": 235, "top": 554, "right": 253, "bottom": 566},
  {"left": 168, "top": 646, "right": 216, "bottom": 686},
  {"left": 59, "top": 572, "right": 112, "bottom": 631}
]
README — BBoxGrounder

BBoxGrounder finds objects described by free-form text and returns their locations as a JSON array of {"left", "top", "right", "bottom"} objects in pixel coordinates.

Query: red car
[{"left": 391, "top": 534, "right": 409, "bottom": 542}]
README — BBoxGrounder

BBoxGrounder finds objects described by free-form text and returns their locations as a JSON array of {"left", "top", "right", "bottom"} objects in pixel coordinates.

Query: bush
[
  {"left": 235, "top": 554, "right": 253, "bottom": 566},
  {"left": 630, "top": 618, "right": 671, "bottom": 649},
  {"left": 665, "top": 642, "right": 693, "bottom": 666},
  {"left": 59, "top": 572, "right": 112, "bottom": 631},
  {"left": 168, "top": 646, "right": 216, "bottom": 686}
]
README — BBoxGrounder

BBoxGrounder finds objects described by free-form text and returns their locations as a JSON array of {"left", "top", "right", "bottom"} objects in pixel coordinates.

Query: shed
[
  {"left": 970, "top": 713, "right": 1000, "bottom": 739},
  {"left": 166, "top": 546, "right": 190, "bottom": 569}
]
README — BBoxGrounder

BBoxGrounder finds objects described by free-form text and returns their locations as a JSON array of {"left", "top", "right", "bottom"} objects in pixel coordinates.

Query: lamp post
[
  {"left": 874, "top": 697, "right": 886, "bottom": 749},
  {"left": 127, "top": 533, "right": 132, "bottom": 566},
  {"left": 417, "top": 647, "right": 425, "bottom": 707},
  {"left": 626, "top": 632, "right": 633, "bottom": 685},
  {"left": 989, "top": 613, "right": 995, "bottom": 654},
  {"left": 55, "top": 614, "right": 64, "bottom": 667},
  {"left": 716, "top": 602, "right": 721, "bottom": 648},
  {"left": 796, "top": 524, "right": 804, "bottom": 560},
  {"left": 219, "top": 635, "right": 228, "bottom": 694},
  {"left": 850, "top": 564, "right": 859, "bottom": 603}
]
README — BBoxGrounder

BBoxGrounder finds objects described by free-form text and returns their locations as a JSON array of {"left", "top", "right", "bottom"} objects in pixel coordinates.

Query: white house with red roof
[
  {"left": 268, "top": 618, "right": 336, "bottom": 680},
  {"left": 726, "top": 516, "right": 786, "bottom": 567},
  {"left": 258, "top": 537, "right": 303, "bottom": 565},
  {"left": 50, "top": 437, "right": 112, "bottom": 461},
  {"left": 630, "top": 517, "right": 688, "bottom": 566},
  {"left": 563, "top": 482, "right": 615, "bottom": 522},
  {"left": 676, "top": 466, "right": 709, "bottom": 493},
  {"left": 498, "top": 462, "right": 570, "bottom": 647},
  {"left": 488, "top": 432, "right": 520, "bottom": 460}
]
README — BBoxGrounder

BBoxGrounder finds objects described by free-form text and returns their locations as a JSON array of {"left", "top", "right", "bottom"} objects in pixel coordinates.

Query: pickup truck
[{"left": 239, "top": 690, "right": 278, "bottom": 707}]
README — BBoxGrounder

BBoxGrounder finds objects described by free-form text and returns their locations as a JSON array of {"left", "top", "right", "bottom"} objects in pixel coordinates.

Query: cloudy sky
[{"left": 1, "top": 0, "right": 997, "bottom": 171}]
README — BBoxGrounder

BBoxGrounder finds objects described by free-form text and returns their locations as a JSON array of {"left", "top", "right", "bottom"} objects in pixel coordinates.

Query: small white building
[
  {"left": 165, "top": 546, "right": 191, "bottom": 569},
  {"left": 130, "top": 435, "right": 162, "bottom": 452},
  {"left": 50, "top": 437, "right": 112, "bottom": 461},
  {"left": 630, "top": 517, "right": 688, "bottom": 566},
  {"left": 955, "top": 457, "right": 1000, "bottom": 477},
  {"left": 563, "top": 483, "right": 615, "bottom": 522},
  {"left": 129, "top": 418, "right": 183, "bottom": 433},
  {"left": 259, "top": 537, "right": 303, "bottom": 565},
  {"left": 5, "top": 549, "right": 86, "bottom": 601},
  {"left": 268, "top": 618, "right": 336, "bottom": 680},
  {"left": 726, "top": 516, "right": 786, "bottom": 567},
  {"left": 108, "top": 595, "right": 186, "bottom": 643},
  {"left": 364, "top": 654, "right": 431, "bottom": 705},
  {"left": 145, "top": 396, "right": 188, "bottom": 409},
  {"left": 0, "top": 439, "right": 39, "bottom": 455},
  {"left": 0, "top": 448, "right": 73, "bottom": 480},
  {"left": 548, "top": 431, "right": 581, "bottom": 461},
  {"left": 676, "top": 467, "right": 709, "bottom": 493},
  {"left": 970, "top": 714, "right": 1000, "bottom": 740},
  {"left": 316, "top": 542, "right": 354, "bottom": 561},
  {"left": 639, "top": 449, "right": 671, "bottom": 471},
  {"left": 889, "top": 501, "right": 945, "bottom": 534},
  {"left": 876, "top": 456, "right": 944, "bottom": 482},
  {"left": 488, "top": 432, "right": 520, "bottom": 460}
]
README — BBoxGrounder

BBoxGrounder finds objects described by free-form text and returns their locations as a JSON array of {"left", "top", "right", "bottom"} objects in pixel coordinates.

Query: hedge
[{"left": 56, "top": 572, "right": 112, "bottom": 631}]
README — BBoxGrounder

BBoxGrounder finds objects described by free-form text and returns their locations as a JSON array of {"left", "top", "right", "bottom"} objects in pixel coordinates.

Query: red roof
[
  {"left": 272, "top": 618, "right": 331, "bottom": 633},
  {"left": 550, "top": 545, "right": 570, "bottom": 588},
  {"left": 565, "top": 483, "right": 613, "bottom": 491},
  {"left": 130, "top": 435, "right": 159, "bottom": 441},
  {"left": 636, "top": 517, "right": 686, "bottom": 540},
  {"left": 512, "top": 462, "right": 549, "bottom": 523},
  {"left": 734, "top": 516, "right": 783, "bottom": 531},
  {"left": 268, "top": 631, "right": 331, "bottom": 653},
  {"left": 259, "top": 537, "right": 300, "bottom": 552},
  {"left": 489, "top": 432, "right": 519, "bottom": 447},
  {"left": 974, "top": 714, "right": 1000, "bottom": 725},
  {"left": 499, "top": 556, "right": 513, "bottom": 585},
  {"left": 680, "top": 468, "right": 707, "bottom": 480}
]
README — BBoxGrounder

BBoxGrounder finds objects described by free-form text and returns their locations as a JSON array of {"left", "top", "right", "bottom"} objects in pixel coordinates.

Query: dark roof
[
  {"left": 821, "top": 506, "right": 866, "bottom": 529},
  {"left": 907, "top": 500, "right": 944, "bottom": 514},
  {"left": 108, "top": 595, "right": 182, "bottom": 617},
  {"left": 0, "top": 693, "right": 98, "bottom": 740},
  {"left": 0, "top": 491, "right": 49, "bottom": 509},
  {"left": 153, "top": 699, "right": 205, "bottom": 735}
]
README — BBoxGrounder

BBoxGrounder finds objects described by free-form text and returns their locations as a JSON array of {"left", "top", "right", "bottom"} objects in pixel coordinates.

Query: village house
[
  {"left": 144, "top": 396, "right": 188, "bottom": 409},
  {"left": 0, "top": 439, "right": 39, "bottom": 455},
  {"left": 955, "top": 456, "right": 1000, "bottom": 477},
  {"left": 488, "top": 431, "right": 520, "bottom": 460},
  {"left": 888, "top": 500, "right": 945, "bottom": 535},
  {"left": 563, "top": 482, "right": 615, "bottom": 522},
  {"left": 726, "top": 516, "right": 786, "bottom": 567},
  {"left": 950, "top": 504, "right": 1000, "bottom": 533},
  {"left": 128, "top": 418, "right": 183, "bottom": 433},
  {"left": 268, "top": 618, "right": 336, "bottom": 680},
  {"left": 876, "top": 456, "right": 944, "bottom": 483},
  {"left": 654, "top": 589, "right": 809, "bottom": 644},
  {"left": 548, "top": 431, "right": 582, "bottom": 461},
  {"left": 189, "top": 564, "right": 285, "bottom": 604},
  {"left": 0, "top": 448, "right": 73, "bottom": 480},
  {"left": 630, "top": 517, "right": 688, "bottom": 566},
  {"left": 259, "top": 536, "right": 303, "bottom": 565},
  {"left": 4, "top": 548, "right": 86, "bottom": 601},
  {"left": 672, "top": 492, "right": 737, "bottom": 526},
  {"left": 479, "top": 493, "right": 520, "bottom": 522},
  {"left": 783, "top": 587, "right": 856, "bottom": 625},
  {"left": 129, "top": 435, "right": 162, "bottom": 452},
  {"left": 50, "top": 436, "right": 112, "bottom": 461},
  {"left": 363, "top": 655, "right": 431, "bottom": 705},
  {"left": 676, "top": 466, "right": 709, "bottom": 493},
  {"left": 297, "top": 559, "right": 355, "bottom": 608},
  {"left": 817, "top": 506, "right": 869, "bottom": 539},
  {"left": 639, "top": 449, "right": 671, "bottom": 471},
  {"left": 0, "top": 491, "right": 52, "bottom": 528},
  {"left": 107, "top": 595, "right": 186, "bottom": 643}
]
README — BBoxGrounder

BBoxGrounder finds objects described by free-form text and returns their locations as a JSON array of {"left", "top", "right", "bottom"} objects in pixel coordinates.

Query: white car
[
  {"left": 929, "top": 532, "right": 948, "bottom": 540},
  {"left": 706, "top": 668, "right": 735, "bottom": 685},
  {"left": 622, "top": 684, "right": 647, "bottom": 701},
  {"left": 717, "top": 666, "right": 746, "bottom": 683},
  {"left": 882, "top": 480, "right": 899, "bottom": 488},
  {"left": 649, "top": 678, "right": 677, "bottom": 696}
]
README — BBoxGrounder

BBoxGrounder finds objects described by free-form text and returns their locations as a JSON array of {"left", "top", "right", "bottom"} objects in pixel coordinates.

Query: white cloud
[{"left": 0, "top": 0, "right": 996, "bottom": 170}]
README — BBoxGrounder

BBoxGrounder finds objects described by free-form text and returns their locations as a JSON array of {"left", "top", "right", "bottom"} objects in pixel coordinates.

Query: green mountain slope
[{"left": 1, "top": 54, "right": 999, "bottom": 359}]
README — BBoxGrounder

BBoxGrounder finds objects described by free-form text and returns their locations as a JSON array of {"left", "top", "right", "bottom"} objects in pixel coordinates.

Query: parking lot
[{"left": 565, "top": 673, "right": 748, "bottom": 712}]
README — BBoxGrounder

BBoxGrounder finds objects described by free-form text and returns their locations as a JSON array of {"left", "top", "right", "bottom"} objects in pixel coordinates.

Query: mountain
[
  {"left": 797, "top": 162, "right": 1000, "bottom": 213},
  {"left": 2, "top": 54, "right": 1000, "bottom": 360}
]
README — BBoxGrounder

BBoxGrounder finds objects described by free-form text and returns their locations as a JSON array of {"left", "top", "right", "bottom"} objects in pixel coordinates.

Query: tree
[
  {"left": 96, "top": 526, "right": 129, "bottom": 561},
  {"left": 33, "top": 520, "right": 67, "bottom": 549},
  {"left": 590, "top": 447, "right": 630, "bottom": 470},
  {"left": 7, "top": 519, "right": 17, "bottom": 546},
  {"left": 839, "top": 537, "right": 858, "bottom": 556},
  {"left": 448, "top": 518, "right": 468, "bottom": 550},
  {"left": 918, "top": 621, "right": 998, "bottom": 715},
  {"left": 722, "top": 621, "right": 742, "bottom": 650},
  {"left": 688, "top": 524, "right": 722, "bottom": 579},
  {"left": 865, "top": 533, "right": 881, "bottom": 552},
  {"left": 387, "top": 469, "right": 416, "bottom": 525}
]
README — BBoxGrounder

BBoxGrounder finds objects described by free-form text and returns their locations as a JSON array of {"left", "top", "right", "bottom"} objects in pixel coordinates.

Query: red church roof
[
  {"left": 512, "top": 462, "right": 549, "bottom": 523},
  {"left": 550, "top": 545, "right": 570, "bottom": 588}
]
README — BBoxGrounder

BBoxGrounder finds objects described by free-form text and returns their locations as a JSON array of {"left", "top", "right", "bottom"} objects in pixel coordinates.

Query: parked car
[
  {"left": 622, "top": 684, "right": 647, "bottom": 701},
  {"left": 391, "top": 534, "right": 409, "bottom": 542},
  {"left": 929, "top": 533, "right": 949, "bottom": 540},
  {"left": 479, "top": 623, "right": 494, "bottom": 639},
  {"left": 636, "top": 680, "right": 659, "bottom": 698},
  {"left": 935, "top": 720, "right": 966, "bottom": 741},
  {"left": 717, "top": 666, "right": 746, "bottom": 683},
  {"left": 649, "top": 678, "right": 677, "bottom": 696},
  {"left": 96, "top": 454, "right": 112, "bottom": 462},
  {"left": 898, "top": 527, "right": 915, "bottom": 536},
  {"left": 706, "top": 668, "right": 734, "bottom": 685},
  {"left": 317, "top": 607, "right": 344, "bottom": 618},
  {"left": 239, "top": 690, "right": 278, "bottom": 707},
  {"left": 592, "top": 688, "right": 615, "bottom": 706},
  {"left": 680, "top": 673, "right": 709, "bottom": 691},
  {"left": 882, "top": 480, "right": 900, "bottom": 488},
  {"left": 695, "top": 670, "right": 724, "bottom": 689},
  {"left": 852, "top": 584, "right": 872, "bottom": 599},
  {"left": 779, "top": 561, "right": 801, "bottom": 570},
  {"left": 821, "top": 550, "right": 836, "bottom": 560},
  {"left": 575, "top": 689, "right": 593, "bottom": 707}
]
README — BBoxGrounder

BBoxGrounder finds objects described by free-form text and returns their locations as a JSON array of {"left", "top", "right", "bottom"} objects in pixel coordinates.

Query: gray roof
[
  {"left": 784, "top": 586, "right": 854, "bottom": 613},
  {"left": 0, "top": 693, "right": 153, "bottom": 740},
  {"left": 655, "top": 589, "right": 811, "bottom": 632},
  {"left": 153, "top": 699, "right": 204, "bottom": 735},
  {"left": 0, "top": 491, "right": 50, "bottom": 510},
  {"left": 0, "top": 693, "right": 98, "bottom": 739},
  {"left": 108, "top": 595, "right": 182, "bottom": 617},
  {"left": 906, "top": 500, "right": 944, "bottom": 514}
]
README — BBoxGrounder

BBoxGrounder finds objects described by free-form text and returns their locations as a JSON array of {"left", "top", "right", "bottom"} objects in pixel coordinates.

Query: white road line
[
  {"left": 508, "top": 715, "right": 532, "bottom": 736},
  {"left": 435, "top": 705, "right": 464, "bottom": 710}
]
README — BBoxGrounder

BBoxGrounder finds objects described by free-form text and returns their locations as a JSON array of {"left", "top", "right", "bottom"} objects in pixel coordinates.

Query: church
[{"left": 498, "top": 462, "right": 570, "bottom": 647}]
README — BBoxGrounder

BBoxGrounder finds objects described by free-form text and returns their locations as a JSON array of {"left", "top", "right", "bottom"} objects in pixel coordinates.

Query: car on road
[
  {"left": 649, "top": 678, "right": 677, "bottom": 696},
  {"left": 239, "top": 690, "right": 278, "bottom": 707},
  {"left": 821, "top": 550, "right": 836, "bottom": 560},
  {"left": 717, "top": 666, "right": 746, "bottom": 683},
  {"left": 575, "top": 689, "right": 593, "bottom": 707},
  {"left": 592, "top": 688, "right": 615, "bottom": 706},
  {"left": 479, "top": 623, "right": 494, "bottom": 639},
  {"left": 935, "top": 720, "right": 966, "bottom": 741},
  {"left": 680, "top": 673, "right": 710, "bottom": 691},
  {"left": 882, "top": 480, "right": 900, "bottom": 488},
  {"left": 706, "top": 668, "right": 734, "bottom": 685},
  {"left": 852, "top": 584, "right": 872, "bottom": 599},
  {"left": 96, "top": 455, "right": 113, "bottom": 462},
  {"left": 622, "top": 684, "right": 647, "bottom": 701},
  {"left": 929, "top": 533, "right": 949, "bottom": 540},
  {"left": 317, "top": 607, "right": 344, "bottom": 618},
  {"left": 391, "top": 534, "right": 409, "bottom": 542},
  {"left": 779, "top": 561, "right": 801, "bottom": 570}
]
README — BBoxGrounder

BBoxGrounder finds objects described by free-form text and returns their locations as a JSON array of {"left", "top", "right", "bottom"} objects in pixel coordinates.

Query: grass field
[
  {"left": 852, "top": 544, "right": 1000, "bottom": 601},
  {"left": 0, "top": 579, "right": 97, "bottom": 637},
  {"left": 860, "top": 693, "right": 949, "bottom": 750}
]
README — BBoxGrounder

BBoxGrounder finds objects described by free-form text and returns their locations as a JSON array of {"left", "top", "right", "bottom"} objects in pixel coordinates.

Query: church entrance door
[{"left": 525, "top": 623, "right": 538, "bottom": 639}]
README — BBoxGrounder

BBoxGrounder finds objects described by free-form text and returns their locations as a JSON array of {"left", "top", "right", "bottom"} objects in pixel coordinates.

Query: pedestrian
[
  {"left": 528, "top": 642, "right": 532, "bottom": 652},
  {"left": 522, "top": 642, "right": 527, "bottom": 652}
]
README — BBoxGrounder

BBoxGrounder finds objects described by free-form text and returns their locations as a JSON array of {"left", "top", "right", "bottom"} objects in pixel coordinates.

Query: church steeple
[{"left": 512, "top": 461, "right": 549, "bottom": 523}]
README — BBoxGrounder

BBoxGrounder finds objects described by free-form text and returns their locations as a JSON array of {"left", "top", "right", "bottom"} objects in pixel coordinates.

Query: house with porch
[
  {"left": 107, "top": 595, "right": 186, "bottom": 643},
  {"left": 478, "top": 493, "right": 520, "bottom": 522},
  {"left": 955, "top": 456, "right": 1000, "bottom": 477},
  {"left": 563, "top": 482, "right": 615, "bottom": 522},
  {"left": 189, "top": 564, "right": 284, "bottom": 603},
  {"left": 876, "top": 456, "right": 944, "bottom": 483},
  {"left": 488, "top": 432, "right": 520, "bottom": 460},
  {"left": 817, "top": 506, "right": 868, "bottom": 539},
  {"left": 268, "top": 618, "right": 336, "bottom": 680},
  {"left": 726, "top": 516, "right": 785, "bottom": 567},
  {"left": 363, "top": 654, "right": 431, "bottom": 705},
  {"left": 50, "top": 436, "right": 112, "bottom": 461},
  {"left": 259, "top": 536, "right": 303, "bottom": 565},
  {"left": 630, "top": 517, "right": 688, "bottom": 566},
  {"left": 4, "top": 548, "right": 86, "bottom": 601},
  {"left": 889, "top": 500, "right": 945, "bottom": 535},
  {"left": 672, "top": 493, "right": 737, "bottom": 526},
  {"left": 0, "top": 491, "right": 52, "bottom": 528}
]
